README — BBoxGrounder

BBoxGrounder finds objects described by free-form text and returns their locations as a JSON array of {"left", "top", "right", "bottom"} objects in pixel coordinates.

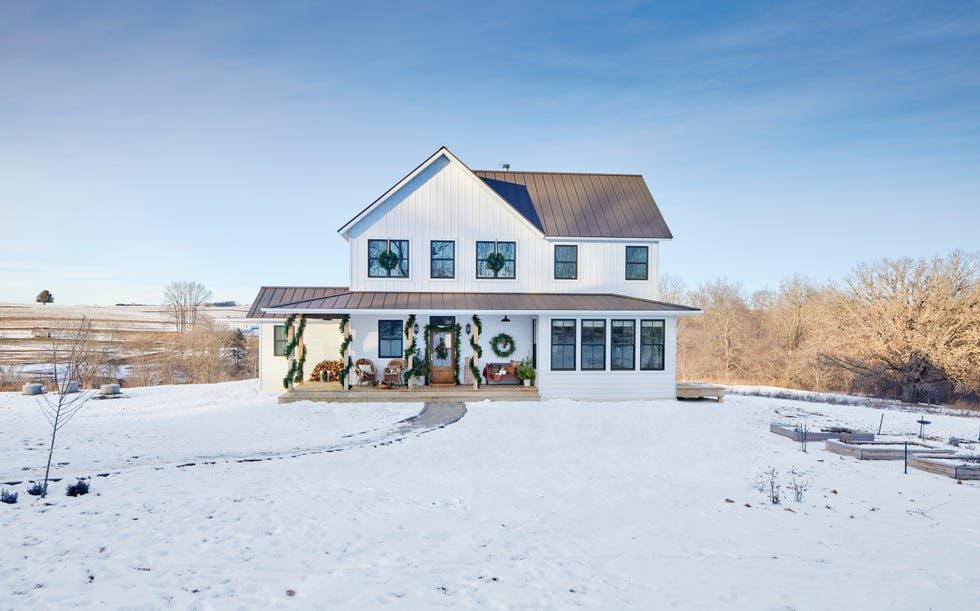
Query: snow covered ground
[{"left": 1, "top": 381, "right": 978, "bottom": 610}]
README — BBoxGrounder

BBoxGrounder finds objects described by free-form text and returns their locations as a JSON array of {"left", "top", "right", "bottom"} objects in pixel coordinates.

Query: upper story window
[
  {"left": 368, "top": 239, "right": 409, "bottom": 278},
  {"left": 640, "top": 319, "right": 665, "bottom": 371},
  {"left": 378, "top": 320, "right": 403, "bottom": 359},
  {"left": 626, "top": 246, "right": 649, "bottom": 280},
  {"left": 554, "top": 245, "right": 578, "bottom": 280},
  {"left": 476, "top": 241, "right": 516, "bottom": 279},
  {"left": 273, "top": 325, "right": 287, "bottom": 356},
  {"left": 430, "top": 240, "right": 455, "bottom": 279}
]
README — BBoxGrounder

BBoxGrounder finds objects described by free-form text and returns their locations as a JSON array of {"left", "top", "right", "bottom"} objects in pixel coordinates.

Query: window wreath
[
  {"left": 485, "top": 251, "right": 507, "bottom": 272},
  {"left": 490, "top": 332, "right": 516, "bottom": 358},
  {"left": 378, "top": 249, "right": 400, "bottom": 271}
]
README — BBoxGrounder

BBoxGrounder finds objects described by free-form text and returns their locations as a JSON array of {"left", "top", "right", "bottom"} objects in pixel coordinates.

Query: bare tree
[
  {"left": 37, "top": 318, "right": 96, "bottom": 496},
  {"left": 685, "top": 279, "right": 752, "bottom": 382},
  {"left": 822, "top": 251, "right": 979, "bottom": 402},
  {"left": 163, "top": 281, "right": 212, "bottom": 333}
]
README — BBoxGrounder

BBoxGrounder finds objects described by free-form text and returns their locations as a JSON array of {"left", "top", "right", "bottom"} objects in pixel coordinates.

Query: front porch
[{"left": 279, "top": 381, "right": 540, "bottom": 404}]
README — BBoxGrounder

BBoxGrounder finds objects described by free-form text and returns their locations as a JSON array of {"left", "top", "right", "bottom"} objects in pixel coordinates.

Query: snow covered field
[{"left": 1, "top": 381, "right": 978, "bottom": 610}]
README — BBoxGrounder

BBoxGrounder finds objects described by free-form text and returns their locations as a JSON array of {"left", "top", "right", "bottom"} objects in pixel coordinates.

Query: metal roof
[
  {"left": 260, "top": 290, "right": 699, "bottom": 314},
  {"left": 473, "top": 171, "right": 673, "bottom": 240},
  {"left": 246, "top": 286, "right": 350, "bottom": 319}
]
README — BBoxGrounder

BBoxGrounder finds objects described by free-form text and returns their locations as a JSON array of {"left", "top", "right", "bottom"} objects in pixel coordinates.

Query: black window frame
[
  {"left": 430, "top": 240, "right": 455, "bottom": 279},
  {"left": 554, "top": 244, "right": 578, "bottom": 280},
  {"left": 378, "top": 320, "right": 403, "bottom": 359},
  {"left": 368, "top": 239, "right": 410, "bottom": 278},
  {"left": 580, "top": 319, "right": 606, "bottom": 371},
  {"left": 550, "top": 319, "right": 576, "bottom": 371},
  {"left": 625, "top": 245, "right": 649, "bottom": 281},
  {"left": 611, "top": 319, "right": 636, "bottom": 370},
  {"left": 640, "top": 319, "right": 666, "bottom": 371},
  {"left": 476, "top": 241, "right": 516, "bottom": 279},
  {"left": 273, "top": 325, "right": 287, "bottom": 356}
]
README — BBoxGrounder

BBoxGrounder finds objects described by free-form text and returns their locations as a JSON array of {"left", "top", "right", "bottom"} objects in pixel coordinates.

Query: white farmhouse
[{"left": 247, "top": 147, "right": 698, "bottom": 400}]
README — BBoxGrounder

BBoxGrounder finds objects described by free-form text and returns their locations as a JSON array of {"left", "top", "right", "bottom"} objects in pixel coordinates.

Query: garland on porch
[
  {"left": 281, "top": 314, "right": 308, "bottom": 389},
  {"left": 402, "top": 314, "right": 422, "bottom": 382},
  {"left": 422, "top": 322, "right": 462, "bottom": 385},
  {"left": 490, "top": 332, "right": 516, "bottom": 359},
  {"left": 337, "top": 314, "right": 354, "bottom": 386},
  {"left": 468, "top": 315, "right": 483, "bottom": 386}
]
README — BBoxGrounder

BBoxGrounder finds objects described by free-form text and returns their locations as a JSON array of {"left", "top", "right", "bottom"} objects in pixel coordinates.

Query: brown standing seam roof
[
  {"left": 473, "top": 171, "right": 673, "bottom": 239},
  {"left": 258, "top": 290, "right": 698, "bottom": 314},
  {"left": 246, "top": 286, "right": 350, "bottom": 319}
]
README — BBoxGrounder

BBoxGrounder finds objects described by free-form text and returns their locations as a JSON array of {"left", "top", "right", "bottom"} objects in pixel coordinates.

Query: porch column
[
  {"left": 406, "top": 321, "right": 415, "bottom": 389},
  {"left": 342, "top": 316, "right": 352, "bottom": 391},
  {"left": 471, "top": 316, "right": 479, "bottom": 390}
]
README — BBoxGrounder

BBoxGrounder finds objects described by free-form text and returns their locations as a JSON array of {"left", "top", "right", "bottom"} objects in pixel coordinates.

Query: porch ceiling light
[{"left": 501, "top": 315, "right": 511, "bottom": 323}]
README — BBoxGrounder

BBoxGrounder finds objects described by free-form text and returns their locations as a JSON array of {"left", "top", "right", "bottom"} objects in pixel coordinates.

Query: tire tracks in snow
[{"left": 2, "top": 402, "right": 466, "bottom": 487}]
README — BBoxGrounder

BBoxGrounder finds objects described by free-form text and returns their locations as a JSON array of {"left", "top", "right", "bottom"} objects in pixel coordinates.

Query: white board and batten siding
[
  {"left": 258, "top": 320, "right": 342, "bottom": 391},
  {"left": 347, "top": 153, "right": 662, "bottom": 300},
  {"left": 536, "top": 316, "right": 678, "bottom": 400}
]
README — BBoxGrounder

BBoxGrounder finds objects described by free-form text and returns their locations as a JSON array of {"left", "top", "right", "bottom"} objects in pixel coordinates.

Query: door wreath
[{"left": 489, "top": 333, "right": 516, "bottom": 358}]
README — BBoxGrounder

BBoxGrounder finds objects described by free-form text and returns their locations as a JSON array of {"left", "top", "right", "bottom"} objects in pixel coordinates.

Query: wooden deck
[
  {"left": 279, "top": 382, "right": 540, "bottom": 404},
  {"left": 676, "top": 382, "right": 725, "bottom": 402}
]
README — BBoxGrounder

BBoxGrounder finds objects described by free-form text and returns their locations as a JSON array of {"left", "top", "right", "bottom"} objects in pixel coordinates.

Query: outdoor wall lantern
[
  {"left": 465, "top": 323, "right": 472, "bottom": 335},
  {"left": 413, "top": 323, "right": 419, "bottom": 335}
]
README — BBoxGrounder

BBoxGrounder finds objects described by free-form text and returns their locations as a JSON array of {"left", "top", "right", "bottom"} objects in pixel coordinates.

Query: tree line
[{"left": 668, "top": 250, "right": 979, "bottom": 406}]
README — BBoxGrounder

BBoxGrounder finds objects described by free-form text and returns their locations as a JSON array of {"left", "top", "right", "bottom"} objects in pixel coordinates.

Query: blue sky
[{"left": 1, "top": 0, "right": 978, "bottom": 304}]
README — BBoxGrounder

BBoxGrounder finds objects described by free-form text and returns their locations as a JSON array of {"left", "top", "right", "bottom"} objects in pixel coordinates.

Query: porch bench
[{"left": 483, "top": 362, "right": 520, "bottom": 385}]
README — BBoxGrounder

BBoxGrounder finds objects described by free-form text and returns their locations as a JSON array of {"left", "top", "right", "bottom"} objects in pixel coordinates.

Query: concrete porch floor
[{"left": 279, "top": 381, "right": 540, "bottom": 404}]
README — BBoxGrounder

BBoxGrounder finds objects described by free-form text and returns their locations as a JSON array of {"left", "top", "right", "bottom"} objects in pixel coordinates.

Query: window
[
  {"left": 476, "top": 241, "right": 516, "bottom": 279},
  {"left": 378, "top": 320, "right": 403, "bottom": 358},
  {"left": 430, "top": 240, "right": 455, "bottom": 278},
  {"left": 368, "top": 239, "right": 409, "bottom": 278},
  {"left": 273, "top": 325, "right": 287, "bottom": 356},
  {"left": 554, "top": 245, "right": 578, "bottom": 279},
  {"left": 641, "top": 319, "right": 666, "bottom": 371},
  {"left": 626, "top": 246, "right": 648, "bottom": 280},
  {"left": 551, "top": 319, "right": 576, "bottom": 371},
  {"left": 611, "top": 320, "right": 635, "bottom": 370},
  {"left": 581, "top": 319, "right": 605, "bottom": 370}
]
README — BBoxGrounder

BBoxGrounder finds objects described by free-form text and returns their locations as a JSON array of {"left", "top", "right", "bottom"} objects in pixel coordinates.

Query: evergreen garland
[
  {"left": 281, "top": 315, "right": 308, "bottom": 389},
  {"left": 338, "top": 314, "right": 354, "bottom": 386},
  {"left": 402, "top": 314, "right": 420, "bottom": 382},
  {"left": 468, "top": 315, "right": 483, "bottom": 386}
]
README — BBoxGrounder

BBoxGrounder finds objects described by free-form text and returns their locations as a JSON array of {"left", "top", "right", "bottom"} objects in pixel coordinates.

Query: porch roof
[{"left": 260, "top": 290, "right": 700, "bottom": 316}]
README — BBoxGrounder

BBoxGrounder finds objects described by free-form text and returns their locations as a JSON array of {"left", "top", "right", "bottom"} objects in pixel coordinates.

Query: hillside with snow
[{"left": 1, "top": 381, "right": 978, "bottom": 609}]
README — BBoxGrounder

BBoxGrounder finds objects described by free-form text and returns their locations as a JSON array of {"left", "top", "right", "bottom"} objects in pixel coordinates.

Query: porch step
[{"left": 279, "top": 383, "right": 539, "bottom": 404}]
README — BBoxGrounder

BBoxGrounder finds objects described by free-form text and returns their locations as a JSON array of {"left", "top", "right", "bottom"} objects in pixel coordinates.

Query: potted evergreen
[{"left": 516, "top": 358, "right": 536, "bottom": 387}]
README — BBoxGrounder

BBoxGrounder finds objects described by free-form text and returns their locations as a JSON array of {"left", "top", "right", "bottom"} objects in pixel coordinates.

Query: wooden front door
[{"left": 429, "top": 328, "right": 455, "bottom": 385}]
